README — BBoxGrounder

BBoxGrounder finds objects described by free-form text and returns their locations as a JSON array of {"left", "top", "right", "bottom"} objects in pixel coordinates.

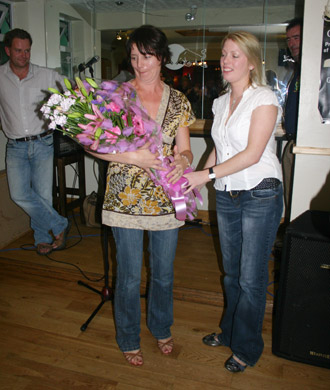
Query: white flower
[
  {"left": 60, "top": 97, "right": 76, "bottom": 112},
  {"left": 41, "top": 105, "right": 51, "bottom": 115},
  {"left": 47, "top": 93, "right": 63, "bottom": 106},
  {"left": 56, "top": 115, "right": 67, "bottom": 126}
]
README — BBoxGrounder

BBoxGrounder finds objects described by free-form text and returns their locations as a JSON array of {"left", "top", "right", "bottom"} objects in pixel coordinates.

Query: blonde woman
[{"left": 184, "top": 31, "right": 283, "bottom": 372}]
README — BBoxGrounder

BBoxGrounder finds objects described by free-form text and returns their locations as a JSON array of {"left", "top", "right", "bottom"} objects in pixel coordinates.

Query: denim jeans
[
  {"left": 6, "top": 135, "right": 68, "bottom": 246},
  {"left": 111, "top": 226, "right": 178, "bottom": 352},
  {"left": 215, "top": 184, "right": 283, "bottom": 366}
]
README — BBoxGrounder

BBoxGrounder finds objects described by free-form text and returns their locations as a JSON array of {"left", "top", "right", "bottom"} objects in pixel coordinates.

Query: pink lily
[
  {"left": 104, "top": 126, "right": 121, "bottom": 144},
  {"left": 105, "top": 101, "right": 121, "bottom": 113},
  {"left": 84, "top": 103, "right": 105, "bottom": 121},
  {"left": 132, "top": 114, "right": 146, "bottom": 136}
]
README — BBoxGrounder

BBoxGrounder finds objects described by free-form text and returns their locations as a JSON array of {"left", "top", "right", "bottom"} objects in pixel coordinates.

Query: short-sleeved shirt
[
  {"left": 0, "top": 62, "right": 65, "bottom": 139},
  {"left": 211, "top": 84, "right": 282, "bottom": 191},
  {"left": 102, "top": 83, "right": 196, "bottom": 231}
]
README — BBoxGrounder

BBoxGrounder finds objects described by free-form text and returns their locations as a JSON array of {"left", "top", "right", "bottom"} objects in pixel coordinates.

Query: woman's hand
[
  {"left": 132, "top": 142, "right": 165, "bottom": 175},
  {"left": 183, "top": 170, "right": 209, "bottom": 193},
  {"left": 167, "top": 145, "right": 189, "bottom": 184}
]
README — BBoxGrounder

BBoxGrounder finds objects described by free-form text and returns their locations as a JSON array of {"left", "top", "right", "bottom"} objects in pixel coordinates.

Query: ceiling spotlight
[
  {"left": 185, "top": 5, "right": 197, "bottom": 22},
  {"left": 115, "top": 1, "right": 123, "bottom": 5}
]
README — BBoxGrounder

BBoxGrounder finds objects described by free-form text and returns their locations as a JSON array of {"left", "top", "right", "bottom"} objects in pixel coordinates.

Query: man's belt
[{"left": 15, "top": 129, "right": 53, "bottom": 142}]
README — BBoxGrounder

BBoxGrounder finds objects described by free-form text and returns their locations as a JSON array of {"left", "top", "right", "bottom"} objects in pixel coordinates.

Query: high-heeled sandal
[
  {"left": 123, "top": 349, "right": 143, "bottom": 366},
  {"left": 157, "top": 337, "right": 174, "bottom": 355}
]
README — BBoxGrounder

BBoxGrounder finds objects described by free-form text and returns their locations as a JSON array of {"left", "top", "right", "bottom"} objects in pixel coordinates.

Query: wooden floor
[{"left": 0, "top": 214, "right": 329, "bottom": 390}]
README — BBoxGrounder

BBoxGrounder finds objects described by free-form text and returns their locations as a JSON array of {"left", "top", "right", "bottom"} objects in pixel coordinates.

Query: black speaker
[{"left": 272, "top": 210, "right": 330, "bottom": 369}]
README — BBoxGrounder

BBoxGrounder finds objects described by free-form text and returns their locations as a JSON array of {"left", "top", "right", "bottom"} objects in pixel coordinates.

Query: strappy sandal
[
  {"left": 123, "top": 349, "right": 143, "bottom": 366},
  {"left": 52, "top": 220, "right": 71, "bottom": 251},
  {"left": 157, "top": 337, "right": 174, "bottom": 355},
  {"left": 36, "top": 243, "right": 53, "bottom": 256}
]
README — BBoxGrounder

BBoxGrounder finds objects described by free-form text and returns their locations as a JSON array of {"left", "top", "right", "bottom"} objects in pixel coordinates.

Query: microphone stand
[
  {"left": 87, "top": 66, "right": 94, "bottom": 79},
  {"left": 77, "top": 159, "right": 113, "bottom": 332},
  {"left": 77, "top": 224, "right": 113, "bottom": 331}
]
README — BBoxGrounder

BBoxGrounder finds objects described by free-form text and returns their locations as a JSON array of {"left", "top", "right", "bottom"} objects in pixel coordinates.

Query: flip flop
[
  {"left": 52, "top": 220, "right": 71, "bottom": 251},
  {"left": 36, "top": 243, "right": 53, "bottom": 256}
]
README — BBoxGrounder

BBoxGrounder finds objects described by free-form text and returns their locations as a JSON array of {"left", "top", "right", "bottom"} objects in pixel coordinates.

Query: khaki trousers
[{"left": 282, "top": 139, "right": 295, "bottom": 221}]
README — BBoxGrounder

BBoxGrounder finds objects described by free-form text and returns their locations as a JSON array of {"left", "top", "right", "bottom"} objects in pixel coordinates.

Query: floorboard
[{"left": 0, "top": 215, "right": 329, "bottom": 389}]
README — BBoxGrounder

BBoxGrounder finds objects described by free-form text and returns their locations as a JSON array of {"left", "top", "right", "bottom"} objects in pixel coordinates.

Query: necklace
[{"left": 230, "top": 95, "right": 242, "bottom": 112}]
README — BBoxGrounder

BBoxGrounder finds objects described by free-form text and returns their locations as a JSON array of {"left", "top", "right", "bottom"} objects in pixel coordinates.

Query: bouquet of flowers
[
  {"left": 41, "top": 77, "right": 162, "bottom": 154},
  {"left": 41, "top": 77, "right": 201, "bottom": 220}
]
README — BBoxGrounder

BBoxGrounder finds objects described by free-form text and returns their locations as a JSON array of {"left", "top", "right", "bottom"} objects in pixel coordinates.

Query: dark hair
[
  {"left": 286, "top": 17, "right": 303, "bottom": 33},
  {"left": 126, "top": 25, "right": 171, "bottom": 67},
  {"left": 4, "top": 28, "right": 33, "bottom": 47}
]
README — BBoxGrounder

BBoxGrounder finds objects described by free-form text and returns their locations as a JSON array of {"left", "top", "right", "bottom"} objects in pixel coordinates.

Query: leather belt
[
  {"left": 226, "top": 178, "right": 281, "bottom": 198},
  {"left": 250, "top": 177, "right": 281, "bottom": 190},
  {"left": 15, "top": 129, "right": 53, "bottom": 142}
]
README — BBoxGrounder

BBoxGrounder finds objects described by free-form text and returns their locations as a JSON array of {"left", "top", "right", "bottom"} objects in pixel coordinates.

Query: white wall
[
  {"left": 0, "top": 0, "right": 101, "bottom": 196},
  {"left": 291, "top": 0, "right": 330, "bottom": 219}
]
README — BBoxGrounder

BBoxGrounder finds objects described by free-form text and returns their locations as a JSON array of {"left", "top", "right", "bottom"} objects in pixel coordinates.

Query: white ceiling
[
  {"left": 65, "top": 0, "right": 298, "bottom": 13},
  {"left": 61, "top": 0, "right": 301, "bottom": 48}
]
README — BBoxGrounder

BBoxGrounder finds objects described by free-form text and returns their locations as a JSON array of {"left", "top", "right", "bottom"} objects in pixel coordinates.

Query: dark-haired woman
[{"left": 89, "top": 25, "right": 195, "bottom": 366}]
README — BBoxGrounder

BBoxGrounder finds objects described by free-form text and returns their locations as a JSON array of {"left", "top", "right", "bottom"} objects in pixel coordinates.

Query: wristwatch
[{"left": 208, "top": 167, "right": 216, "bottom": 181}]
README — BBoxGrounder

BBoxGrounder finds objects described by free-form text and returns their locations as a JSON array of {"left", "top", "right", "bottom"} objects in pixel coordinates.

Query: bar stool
[{"left": 53, "top": 149, "right": 86, "bottom": 224}]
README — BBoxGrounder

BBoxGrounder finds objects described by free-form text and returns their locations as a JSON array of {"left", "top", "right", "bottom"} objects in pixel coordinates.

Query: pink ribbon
[{"left": 151, "top": 157, "right": 203, "bottom": 221}]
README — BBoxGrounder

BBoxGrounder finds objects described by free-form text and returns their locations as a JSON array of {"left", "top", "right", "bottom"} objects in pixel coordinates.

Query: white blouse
[{"left": 211, "top": 85, "right": 282, "bottom": 191}]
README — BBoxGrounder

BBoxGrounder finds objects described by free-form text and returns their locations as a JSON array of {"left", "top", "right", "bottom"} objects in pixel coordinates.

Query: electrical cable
[{"left": 0, "top": 164, "right": 104, "bottom": 283}]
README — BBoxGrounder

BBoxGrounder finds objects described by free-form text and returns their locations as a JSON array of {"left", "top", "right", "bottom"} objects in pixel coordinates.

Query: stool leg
[
  {"left": 77, "top": 153, "right": 86, "bottom": 224},
  {"left": 57, "top": 158, "right": 68, "bottom": 217},
  {"left": 53, "top": 160, "right": 58, "bottom": 209}
]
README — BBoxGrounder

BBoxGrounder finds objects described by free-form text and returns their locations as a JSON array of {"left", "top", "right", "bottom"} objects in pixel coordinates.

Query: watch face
[{"left": 209, "top": 167, "right": 216, "bottom": 180}]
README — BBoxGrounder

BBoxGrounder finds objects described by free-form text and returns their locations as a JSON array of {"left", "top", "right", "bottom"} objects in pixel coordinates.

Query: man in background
[
  {"left": 282, "top": 17, "right": 303, "bottom": 224},
  {"left": 0, "top": 28, "right": 70, "bottom": 255}
]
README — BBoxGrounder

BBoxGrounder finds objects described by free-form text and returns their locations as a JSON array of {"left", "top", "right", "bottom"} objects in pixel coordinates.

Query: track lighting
[{"left": 185, "top": 5, "right": 197, "bottom": 22}]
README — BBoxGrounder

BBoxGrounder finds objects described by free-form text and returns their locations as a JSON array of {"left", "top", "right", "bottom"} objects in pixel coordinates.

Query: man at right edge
[{"left": 282, "top": 18, "right": 303, "bottom": 224}]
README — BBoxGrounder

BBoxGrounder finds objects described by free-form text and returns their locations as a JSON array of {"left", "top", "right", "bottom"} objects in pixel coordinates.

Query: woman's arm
[
  {"left": 184, "top": 104, "right": 278, "bottom": 191},
  {"left": 85, "top": 141, "right": 164, "bottom": 174},
  {"left": 167, "top": 126, "right": 193, "bottom": 183}
]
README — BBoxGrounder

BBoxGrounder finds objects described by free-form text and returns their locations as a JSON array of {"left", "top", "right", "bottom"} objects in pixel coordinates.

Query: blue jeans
[
  {"left": 215, "top": 184, "right": 283, "bottom": 366},
  {"left": 6, "top": 135, "right": 68, "bottom": 246},
  {"left": 111, "top": 226, "right": 178, "bottom": 352}
]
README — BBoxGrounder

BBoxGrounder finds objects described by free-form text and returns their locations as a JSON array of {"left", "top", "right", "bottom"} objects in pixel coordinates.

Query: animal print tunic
[{"left": 102, "top": 83, "right": 196, "bottom": 230}]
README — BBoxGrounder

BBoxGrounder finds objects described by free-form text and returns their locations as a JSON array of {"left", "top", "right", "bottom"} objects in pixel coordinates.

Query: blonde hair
[{"left": 220, "top": 31, "right": 265, "bottom": 91}]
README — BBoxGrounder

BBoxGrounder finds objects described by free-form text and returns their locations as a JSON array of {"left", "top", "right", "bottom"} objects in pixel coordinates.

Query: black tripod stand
[{"left": 78, "top": 224, "right": 113, "bottom": 331}]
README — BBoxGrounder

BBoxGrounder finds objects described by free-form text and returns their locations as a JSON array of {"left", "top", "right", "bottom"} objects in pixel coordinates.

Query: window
[
  {"left": 59, "top": 18, "right": 72, "bottom": 78},
  {"left": 0, "top": 1, "right": 11, "bottom": 65}
]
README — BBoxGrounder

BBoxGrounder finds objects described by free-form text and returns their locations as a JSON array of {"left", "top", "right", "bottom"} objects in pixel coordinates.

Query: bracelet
[{"left": 181, "top": 154, "right": 191, "bottom": 168}]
